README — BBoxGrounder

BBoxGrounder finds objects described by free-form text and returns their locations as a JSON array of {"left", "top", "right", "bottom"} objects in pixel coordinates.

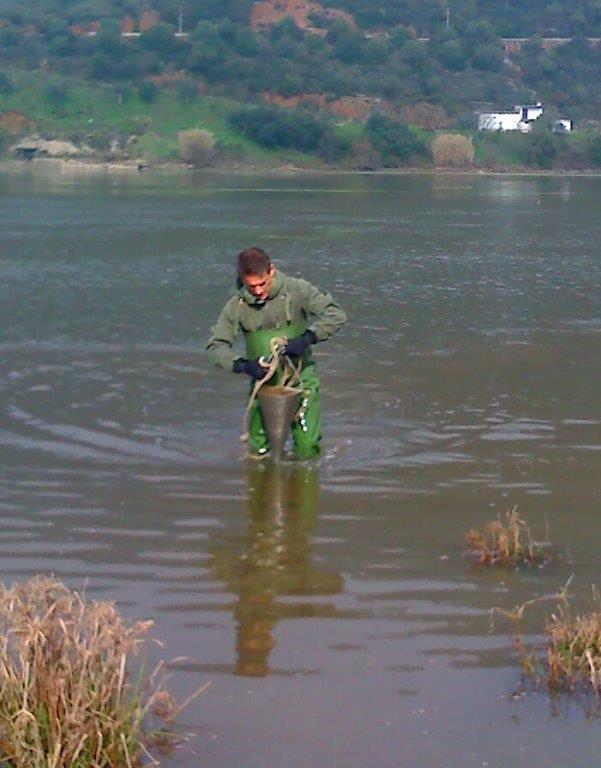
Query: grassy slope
[
  {"left": 5, "top": 71, "right": 589, "bottom": 171},
  {"left": 0, "top": 71, "right": 333, "bottom": 166}
]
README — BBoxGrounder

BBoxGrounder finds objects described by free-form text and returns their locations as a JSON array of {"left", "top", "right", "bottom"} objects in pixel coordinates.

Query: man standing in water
[{"left": 207, "top": 247, "right": 346, "bottom": 459}]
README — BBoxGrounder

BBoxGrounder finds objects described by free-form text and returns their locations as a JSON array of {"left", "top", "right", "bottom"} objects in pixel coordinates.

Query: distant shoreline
[{"left": 2, "top": 156, "right": 601, "bottom": 178}]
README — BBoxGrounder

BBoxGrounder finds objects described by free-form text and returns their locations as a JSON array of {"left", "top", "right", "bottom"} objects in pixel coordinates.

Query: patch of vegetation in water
[
  {"left": 0, "top": 576, "right": 209, "bottom": 768},
  {"left": 494, "top": 580, "right": 601, "bottom": 700},
  {"left": 464, "top": 507, "right": 549, "bottom": 567}
]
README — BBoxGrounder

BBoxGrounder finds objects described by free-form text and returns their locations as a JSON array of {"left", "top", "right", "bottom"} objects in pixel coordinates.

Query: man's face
[{"left": 242, "top": 264, "right": 275, "bottom": 302}]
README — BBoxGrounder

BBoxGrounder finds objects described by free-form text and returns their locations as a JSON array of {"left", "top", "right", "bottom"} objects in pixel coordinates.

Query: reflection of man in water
[
  {"left": 206, "top": 247, "right": 346, "bottom": 459},
  {"left": 210, "top": 464, "right": 343, "bottom": 677}
]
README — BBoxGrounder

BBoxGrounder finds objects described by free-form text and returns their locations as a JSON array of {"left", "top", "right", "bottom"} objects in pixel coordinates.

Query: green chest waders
[
  {"left": 243, "top": 321, "right": 322, "bottom": 459},
  {"left": 244, "top": 321, "right": 309, "bottom": 385}
]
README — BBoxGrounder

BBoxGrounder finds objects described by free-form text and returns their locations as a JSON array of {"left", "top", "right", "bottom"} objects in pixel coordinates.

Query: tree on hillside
[
  {"left": 138, "top": 80, "right": 158, "bottom": 102},
  {"left": 366, "top": 113, "right": 427, "bottom": 163},
  {"left": 139, "top": 22, "right": 181, "bottom": 57},
  {"left": 401, "top": 39, "right": 430, "bottom": 69}
]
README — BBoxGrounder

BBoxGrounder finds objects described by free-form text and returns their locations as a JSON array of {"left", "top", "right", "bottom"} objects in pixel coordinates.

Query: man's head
[{"left": 237, "top": 247, "right": 275, "bottom": 302}]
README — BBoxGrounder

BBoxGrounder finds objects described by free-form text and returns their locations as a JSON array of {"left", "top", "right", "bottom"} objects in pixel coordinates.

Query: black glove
[
  {"left": 284, "top": 330, "right": 317, "bottom": 359},
  {"left": 233, "top": 358, "right": 269, "bottom": 380}
]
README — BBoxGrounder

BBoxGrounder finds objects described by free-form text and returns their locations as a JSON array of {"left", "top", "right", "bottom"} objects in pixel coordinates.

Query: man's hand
[
  {"left": 284, "top": 330, "right": 317, "bottom": 359},
  {"left": 233, "top": 358, "right": 270, "bottom": 380}
]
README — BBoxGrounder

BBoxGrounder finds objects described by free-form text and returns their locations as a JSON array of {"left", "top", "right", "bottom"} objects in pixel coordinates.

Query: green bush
[
  {"left": 523, "top": 126, "right": 557, "bottom": 169},
  {"left": 318, "top": 131, "right": 351, "bottom": 163},
  {"left": 138, "top": 81, "right": 158, "bottom": 103},
  {"left": 438, "top": 40, "right": 467, "bottom": 71},
  {"left": 230, "top": 104, "right": 328, "bottom": 153},
  {"left": 589, "top": 135, "right": 601, "bottom": 167},
  {"left": 401, "top": 39, "right": 429, "bottom": 69},
  {"left": 139, "top": 22, "right": 180, "bottom": 56},
  {"left": 366, "top": 113, "right": 427, "bottom": 164}
]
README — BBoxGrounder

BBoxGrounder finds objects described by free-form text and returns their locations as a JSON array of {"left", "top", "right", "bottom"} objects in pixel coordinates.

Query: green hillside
[
  {"left": 1, "top": 0, "right": 601, "bottom": 36},
  {"left": 1, "top": 0, "right": 600, "bottom": 169}
]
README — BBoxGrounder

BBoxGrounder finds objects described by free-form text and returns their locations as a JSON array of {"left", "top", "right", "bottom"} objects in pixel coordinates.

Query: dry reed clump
[
  {"left": 493, "top": 581, "right": 601, "bottom": 696},
  {"left": 465, "top": 507, "right": 543, "bottom": 566},
  {"left": 546, "top": 587, "right": 601, "bottom": 693},
  {"left": 178, "top": 128, "right": 216, "bottom": 167},
  {"left": 431, "top": 133, "right": 475, "bottom": 168},
  {"left": 0, "top": 576, "right": 208, "bottom": 768}
]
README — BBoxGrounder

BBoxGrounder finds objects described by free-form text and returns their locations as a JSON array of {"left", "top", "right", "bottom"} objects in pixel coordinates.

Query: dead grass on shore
[
  {"left": 0, "top": 576, "right": 208, "bottom": 768},
  {"left": 465, "top": 507, "right": 543, "bottom": 567}
]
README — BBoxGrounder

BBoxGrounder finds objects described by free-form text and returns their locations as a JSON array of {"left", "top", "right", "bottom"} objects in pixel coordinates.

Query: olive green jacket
[{"left": 206, "top": 271, "right": 347, "bottom": 371}]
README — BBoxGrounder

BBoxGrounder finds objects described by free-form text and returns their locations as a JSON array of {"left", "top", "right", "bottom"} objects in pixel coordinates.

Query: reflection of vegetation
[
  {"left": 210, "top": 464, "right": 343, "bottom": 677},
  {"left": 465, "top": 508, "right": 544, "bottom": 567}
]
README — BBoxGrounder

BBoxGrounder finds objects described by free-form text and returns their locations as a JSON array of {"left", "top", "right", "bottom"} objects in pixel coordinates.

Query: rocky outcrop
[
  {"left": 251, "top": 0, "right": 355, "bottom": 33},
  {"left": 11, "top": 137, "right": 93, "bottom": 158}
]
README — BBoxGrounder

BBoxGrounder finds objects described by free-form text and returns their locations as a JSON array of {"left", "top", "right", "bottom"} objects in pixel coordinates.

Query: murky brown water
[{"left": 1, "top": 164, "right": 600, "bottom": 767}]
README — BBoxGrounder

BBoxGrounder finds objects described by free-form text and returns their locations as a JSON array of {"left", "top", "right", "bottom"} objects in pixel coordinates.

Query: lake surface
[{"left": 1, "top": 164, "right": 600, "bottom": 767}]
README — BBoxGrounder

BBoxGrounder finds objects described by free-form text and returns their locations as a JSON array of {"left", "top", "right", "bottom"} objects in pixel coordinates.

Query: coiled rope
[{"left": 241, "top": 336, "right": 304, "bottom": 444}]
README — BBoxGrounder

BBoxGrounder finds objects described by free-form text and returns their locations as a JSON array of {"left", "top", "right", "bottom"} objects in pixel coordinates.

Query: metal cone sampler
[{"left": 257, "top": 386, "right": 302, "bottom": 460}]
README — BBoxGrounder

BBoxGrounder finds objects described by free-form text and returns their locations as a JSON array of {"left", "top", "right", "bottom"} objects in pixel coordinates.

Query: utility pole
[
  {"left": 446, "top": 6, "right": 450, "bottom": 30},
  {"left": 178, "top": 5, "right": 183, "bottom": 35}
]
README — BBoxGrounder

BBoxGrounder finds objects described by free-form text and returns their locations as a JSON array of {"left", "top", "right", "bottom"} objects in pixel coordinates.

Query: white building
[
  {"left": 477, "top": 102, "right": 544, "bottom": 133},
  {"left": 553, "top": 119, "right": 573, "bottom": 133}
]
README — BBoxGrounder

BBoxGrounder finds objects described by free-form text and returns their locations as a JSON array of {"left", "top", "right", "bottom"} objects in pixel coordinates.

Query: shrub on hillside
[
  {"left": 139, "top": 22, "right": 180, "bottom": 56},
  {"left": 229, "top": 104, "right": 325, "bottom": 152},
  {"left": 432, "top": 133, "right": 475, "bottom": 168},
  {"left": 0, "top": 71, "right": 14, "bottom": 94},
  {"left": 366, "top": 113, "right": 427, "bottom": 164},
  {"left": 178, "top": 128, "right": 216, "bottom": 166},
  {"left": 138, "top": 81, "right": 158, "bottom": 103},
  {"left": 523, "top": 127, "right": 557, "bottom": 169},
  {"left": 588, "top": 134, "right": 601, "bottom": 167}
]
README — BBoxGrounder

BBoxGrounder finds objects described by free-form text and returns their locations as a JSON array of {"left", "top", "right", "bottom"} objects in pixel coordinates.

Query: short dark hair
[{"left": 237, "top": 247, "right": 272, "bottom": 278}]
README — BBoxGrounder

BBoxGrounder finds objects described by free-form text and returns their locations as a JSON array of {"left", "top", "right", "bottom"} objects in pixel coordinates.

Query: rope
[{"left": 240, "top": 336, "right": 304, "bottom": 445}]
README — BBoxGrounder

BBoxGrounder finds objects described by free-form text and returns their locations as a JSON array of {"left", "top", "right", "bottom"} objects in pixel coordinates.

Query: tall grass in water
[
  {"left": 546, "top": 587, "right": 601, "bottom": 693},
  {"left": 0, "top": 576, "right": 202, "bottom": 768},
  {"left": 493, "top": 581, "right": 601, "bottom": 696},
  {"left": 465, "top": 507, "right": 542, "bottom": 566}
]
